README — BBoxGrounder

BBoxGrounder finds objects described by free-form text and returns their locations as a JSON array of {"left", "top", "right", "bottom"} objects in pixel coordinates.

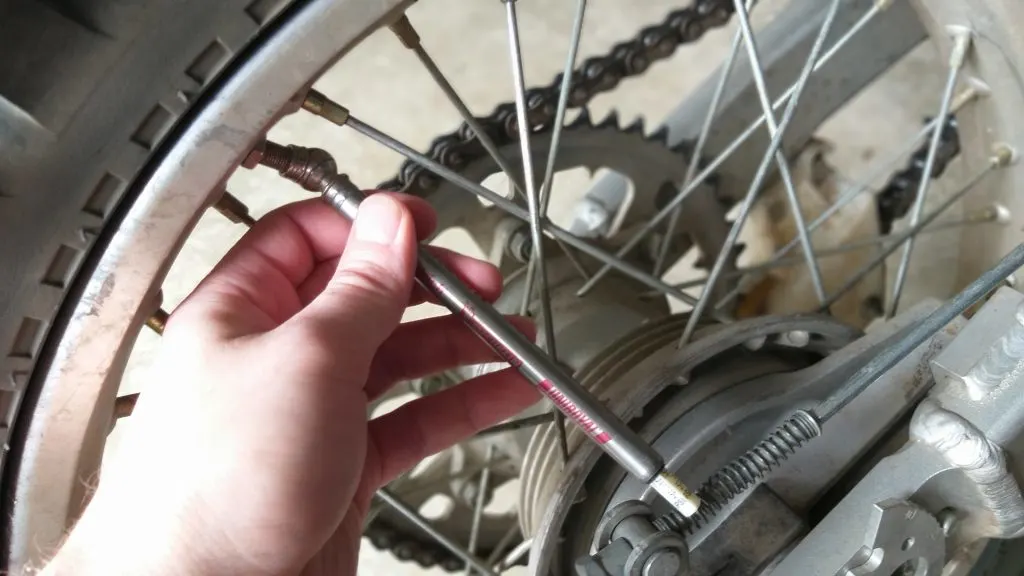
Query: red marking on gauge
[
  {"left": 539, "top": 380, "right": 611, "bottom": 444},
  {"left": 459, "top": 303, "right": 523, "bottom": 369}
]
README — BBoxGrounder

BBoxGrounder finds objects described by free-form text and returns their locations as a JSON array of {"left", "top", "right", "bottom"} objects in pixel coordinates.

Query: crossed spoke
[{"left": 677, "top": 0, "right": 844, "bottom": 347}]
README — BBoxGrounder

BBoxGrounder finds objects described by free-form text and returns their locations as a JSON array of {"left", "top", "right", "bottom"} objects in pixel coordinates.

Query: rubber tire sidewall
[{"left": 0, "top": 0, "right": 297, "bottom": 568}]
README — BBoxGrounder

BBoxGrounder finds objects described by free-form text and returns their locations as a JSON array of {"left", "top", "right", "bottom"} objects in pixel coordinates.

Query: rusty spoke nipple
[
  {"left": 301, "top": 89, "right": 351, "bottom": 126},
  {"left": 146, "top": 308, "right": 169, "bottom": 335},
  {"left": 213, "top": 190, "right": 256, "bottom": 227}
]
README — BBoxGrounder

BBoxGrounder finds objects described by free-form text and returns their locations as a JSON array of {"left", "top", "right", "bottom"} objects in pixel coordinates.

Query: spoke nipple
[
  {"left": 956, "top": 79, "right": 991, "bottom": 107},
  {"left": 992, "top": 204, "right": 1012, "bottom": 225},
  {"left": 214, "top": 190, "right": 256, "bottom": 227},
  {"left": 991, "top": 144, "right": 1017, "bottom": 167},
  {"left": 114, "top": 393, "right": 140, "bottom": 420},
  {"left": 146, "top": 308, "right": 170, "bottom": 335},
  {"left": 970, "top": 204, "right": 1012, "bottom": 225},
  {"left": 389, "top": 15, "right": 421, "bottom": 49},
  {"left": 302, "top": 89, "right": 350, "bottom": 126},
  {"left": 946, "top": 26, "right": 973, "bottom": 69}
]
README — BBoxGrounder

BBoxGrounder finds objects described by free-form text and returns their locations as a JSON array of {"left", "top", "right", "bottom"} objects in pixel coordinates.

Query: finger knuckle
[{"left": 332, "top": 255, "right": 406, "bottom": 301}]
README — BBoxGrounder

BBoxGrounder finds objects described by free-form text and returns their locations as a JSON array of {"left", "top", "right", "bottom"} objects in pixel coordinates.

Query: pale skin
[{"left": 41, "top": 193, "right": 539, "bottom": 576}]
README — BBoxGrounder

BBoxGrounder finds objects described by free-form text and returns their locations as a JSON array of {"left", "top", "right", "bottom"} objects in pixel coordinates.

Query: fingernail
[{"left": 353, "top": 195, "right": 403, "bottom": 245}]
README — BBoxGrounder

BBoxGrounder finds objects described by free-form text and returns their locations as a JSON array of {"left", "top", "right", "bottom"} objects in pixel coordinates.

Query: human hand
[{"left": 44, "top": 193, "right": 538, "bottom": 576}]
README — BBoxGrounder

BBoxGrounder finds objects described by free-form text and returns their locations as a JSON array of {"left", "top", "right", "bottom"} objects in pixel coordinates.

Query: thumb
[{"left": 295, "top": 194, "right": 418, "bottom": 360}]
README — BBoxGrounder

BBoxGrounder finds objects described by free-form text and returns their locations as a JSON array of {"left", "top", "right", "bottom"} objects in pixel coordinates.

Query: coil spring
[{"left": 652, "top": 409, "right": 821, "bottom": 534}]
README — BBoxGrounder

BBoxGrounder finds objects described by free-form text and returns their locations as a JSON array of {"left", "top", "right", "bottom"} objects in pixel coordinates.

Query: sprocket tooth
[
  {"left": 650, "top": 125, "right": 670, "bottom": 143},
  {"left": 624, "top": 117, "right": 645, "bottom": 134},
  {"left": 670, "top": 137, "right": 694, "bottom": 156},
  {"left": 733, "top": 242, "right": 747, "bottom": 260},
  {"left": 570, "top": 107, "right": 593, "bottom": 128},
  {"left": 597, "top": 110, "right": 620, "bottom": 129}
]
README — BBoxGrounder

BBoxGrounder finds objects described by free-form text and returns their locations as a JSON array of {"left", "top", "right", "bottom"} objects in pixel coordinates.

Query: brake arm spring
[
  {"left": 653, "top": 242, "right": 1024, "bottom": 536},
  {"left": 652, "top": 410, "right": 820, "bottom": 534}
]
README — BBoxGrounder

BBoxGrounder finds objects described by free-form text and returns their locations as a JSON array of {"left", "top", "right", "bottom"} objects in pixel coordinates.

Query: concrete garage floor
[{"left": 110, "top": 0, "right": 965, "bottom": 573}]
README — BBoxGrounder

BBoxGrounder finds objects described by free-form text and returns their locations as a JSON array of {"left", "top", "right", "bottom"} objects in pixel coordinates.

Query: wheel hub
[{"left": 527, "top": 314, "right": 860, "bottom": 574}]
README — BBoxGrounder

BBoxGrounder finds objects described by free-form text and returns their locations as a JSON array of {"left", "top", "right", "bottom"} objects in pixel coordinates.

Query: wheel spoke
[
  {"left": 138, "top": 191, "right": 256, "bottom": 408},
  {"left": 524, "top": 0, "right": 589, "bottom": 461},
  {"left": 576, "top": 0, "right": 882, "bottom": 297},
  {"left": 474, "top": 412, "right": 556, "bottom": 438},
  {"left": 496, "top": 537, "right": 533, "bottom": 572},
  {"left": 390, "top": 15, "right": 527, "bottom": 201},
  {"left": 486, "top": 523, "right": 522, "bottom": 567},
  {"left": 376, "top": 488, "right": 499, "bottom": 576},
  {"left": 538, "top": 0, "right": 587, "bottom": 214},
  {"left": 557, "top": 238, "right": 592, "bottom": 280},
  {"left": 503, "top": 0, "right": 569, "bottom": 464},
  {"left": 518, "top": 258, "right": 537, "bottom": 315},
  {"left": 653, "top": 25, "right": 743, "bottom": 277},
  {"left": 504, "top": 0, "right": 555, "bottom": 359},
  {"left": 299, "top": 92, "right": 708, "bottom": 307},
  {"left": 732, "top": 0, "right": 837, "bottom": 305},
  {"left": 711, "top": 86, "right": 981, "bottom": 311},
  {"left": 887, "top": 29, "right": 972, "bottom": 317},
  {"left": 654, "top": 204, "right": 1007, "bottom": 295},
  {"left": 465, "top": 445, "right": 496, "bottom": 575},
  {"left": 677, "top": 0, "right": 844, "bottom": 347},
  {"left": 820, "top": 146, "right": 1012, "bottom": 312}
]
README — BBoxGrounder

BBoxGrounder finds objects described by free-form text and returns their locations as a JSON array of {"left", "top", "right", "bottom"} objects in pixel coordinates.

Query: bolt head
[
  {"left": 643, "top": 550, "right": 682, "bottom": 576},
  {"left": 241, "top": 140, "right": 266, "bottom": 169},
  {"left": 782, "top": 330, "right": 810, "bottom": 348},
  {"left": 937, "top": 508, "right": 958, "bottom": 535},
  {"left": 576, "top": 200, "right": 612, "bottom": 234},
  {"left": 744, "top": 336, "right": 767, "bottom": 351}
]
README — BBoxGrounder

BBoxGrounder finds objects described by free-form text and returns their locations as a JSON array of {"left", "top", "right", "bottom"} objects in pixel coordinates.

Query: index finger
[
  {"left": 363, "top": 368, "right": 541, "bottom": 492},
  {"left": 173, "top": 194, "right": 437, "bottom": 335}
]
